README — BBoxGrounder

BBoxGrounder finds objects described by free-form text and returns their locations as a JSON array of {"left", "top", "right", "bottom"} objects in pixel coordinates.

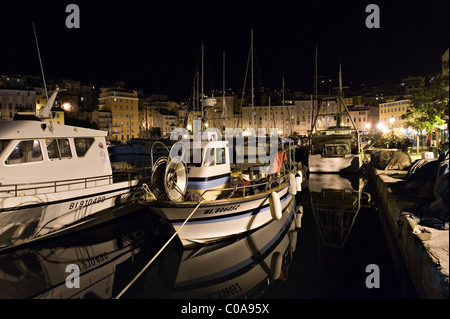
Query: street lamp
[
  {"left": 389, "top": 117, "right": 395, "bottom": 129},
  {"left": 377, "top": 122, "right": 387, "bottom": 133}
]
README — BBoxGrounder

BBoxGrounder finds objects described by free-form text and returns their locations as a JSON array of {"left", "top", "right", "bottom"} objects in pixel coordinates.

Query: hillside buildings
[{"left": 98, "top": 85, "right": 139, "bottom": 142}]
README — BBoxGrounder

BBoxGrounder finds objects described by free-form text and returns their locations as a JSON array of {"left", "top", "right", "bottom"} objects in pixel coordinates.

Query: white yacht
[{"left": 0, "top": 89, "right": 141, "bottom": 250}]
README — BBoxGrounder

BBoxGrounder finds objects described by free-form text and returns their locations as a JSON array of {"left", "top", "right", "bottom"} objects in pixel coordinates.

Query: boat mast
[
  {"left": 222, "top": 50, "right": 226, "bottom": 133},
  {"left": 336, "top": 63, "right": 343, "bottom": 128},
  {"left": 33, "top": 22, "right": 53, "bottom": 128},
  {"left": 201, "top": 44, "right": 205, "bottom": 124},
  {"left": 251, "top": 29, "right": 255, "bottom": 131},
  {"left": 312, "top": 44, "right": 318, "bottom": 131},
  {"left": 310, "top": 44, "right": 320, "bottom": 134}
]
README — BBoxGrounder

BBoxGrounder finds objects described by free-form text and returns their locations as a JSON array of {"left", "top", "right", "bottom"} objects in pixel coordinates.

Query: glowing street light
[
  {"left": 377, "top": 122, "right": 388, "bottom": 133},
  {"left": 62, "top": 103, "right": 72, "bottom": 112},
  {"left": 389, "top": 117, "right": 395, "bottom": 128}
]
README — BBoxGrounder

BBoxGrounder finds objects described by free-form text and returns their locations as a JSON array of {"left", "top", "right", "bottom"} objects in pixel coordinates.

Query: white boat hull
[
  {"left": 143, "top": 183, "right": 293, "bottom": 246},
  {"left": 0, "top": 180, "right": 139, "bottom": 249},
  {"left": 308, "top": 153, "right": 363, "bottom": 173}
]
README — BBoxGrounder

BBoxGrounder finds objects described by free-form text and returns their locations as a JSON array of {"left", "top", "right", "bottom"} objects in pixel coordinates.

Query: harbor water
[{"left": 0, "top": 154, "right": 416, "bottom": 300}]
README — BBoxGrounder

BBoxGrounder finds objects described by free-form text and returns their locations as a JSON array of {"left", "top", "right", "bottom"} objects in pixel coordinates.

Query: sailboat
[{"left": 308, "top": 64, "right": 364, "bottom": 173}]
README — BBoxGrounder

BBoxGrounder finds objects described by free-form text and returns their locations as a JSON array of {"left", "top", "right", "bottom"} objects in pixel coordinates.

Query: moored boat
[
  {"left": 0, "top": 89, "right": 145, "bottom": 250},
  {"left": 308, "top": 65, "right": 364, "bottom": 174},
  {"left": 139, "top": 135, "right": 301, "bottom": 247}
]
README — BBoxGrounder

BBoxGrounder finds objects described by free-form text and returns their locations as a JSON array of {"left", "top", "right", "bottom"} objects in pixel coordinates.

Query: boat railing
[
  {"left": 0, "top": 175, "right": 116, "bottom": 197},
  {"left": 201, "top": 173, "right": 289, "bottom": 201}
]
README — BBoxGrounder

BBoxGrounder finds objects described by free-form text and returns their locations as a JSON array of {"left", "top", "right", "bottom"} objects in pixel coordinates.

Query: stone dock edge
[{"left": 369, "top": 167, "right": 449, "bottom": 299}]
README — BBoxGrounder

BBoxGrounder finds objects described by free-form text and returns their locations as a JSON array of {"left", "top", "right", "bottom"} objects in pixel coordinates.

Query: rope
[{"left": 114, "top": 199, "right": 205, "bottom": 299}]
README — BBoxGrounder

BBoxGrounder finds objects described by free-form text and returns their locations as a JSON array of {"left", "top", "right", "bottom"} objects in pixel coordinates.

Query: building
[
  {"left": 0, "top": 88, "right": 36, "bottom": 121},
  {"left": 347, "top": 105, "right": 374, "bottom": 133},
  {"left": 378, "top": 99, "right": 410, "bottom": 130},
  {"left": 238, "top": 99, "right": 317, "bottom": 136},
  {"left": 33, "top": 87, "right": 48, "bottom": 116},
  {"left": 401, "top": 76, "right": 424, "bottom": 94},
  {"left": 139, "top": 95, "right": 183, "bottom": 138},
  {"left": 98, "top": 86, "right": 139, "bottom": 142},
  {"left": 92, "top": 110, "right": 112, "bottom": 136},
  {"left": 48, "top": 108, "right": 65, "bottom": 125}
]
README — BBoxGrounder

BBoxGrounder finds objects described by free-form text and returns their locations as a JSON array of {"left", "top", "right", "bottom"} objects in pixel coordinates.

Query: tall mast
[
  {"left": 222, "top": 50, "right": 226, "bottom": 131},
  {"left": 339, "top": 62, "right": 343, "bottom": 101},
  {"left": 313, "top": 44, "right": 318, "bottom": 131},
  {"left": 268, "top": 96, "right": 271, "bottom": 132},
  {"left": 201, "top": 44, "right": 204, "bottom": 119},
  {"left": 251, "top": 29, "right": 255, "bottom": 130},
  {"left": 337, "top": 62, "right": 343, "bottom": 127}
]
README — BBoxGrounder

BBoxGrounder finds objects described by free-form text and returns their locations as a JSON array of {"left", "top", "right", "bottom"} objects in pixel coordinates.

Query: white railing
[{"left": 0, "top": 175, "right": 114, "bottom": 197}]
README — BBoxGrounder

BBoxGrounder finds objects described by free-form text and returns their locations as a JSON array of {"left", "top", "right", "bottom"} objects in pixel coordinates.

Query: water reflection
[
  {"left": 110, "top": 154, "right": 154, "bottom": 171},
  {"left": 0, "top": 209, "right": 172, "bottom": 299},
  {"left": 309, "top": 174, "right": 367, "bottom": 249},
  {"left": 0, "top": 196, "right": 300, "bottom": 299},
  {"left": 123, "top": 198, "right": 299, "bottom": 299}
]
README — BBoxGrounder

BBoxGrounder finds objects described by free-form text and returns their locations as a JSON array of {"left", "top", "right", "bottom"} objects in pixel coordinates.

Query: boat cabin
[
  {"left": 0, "top": 120, "right": 111, "bottom": 186},
  {"left": 185, "top": 140, "right": 231, "bottom": 200}
]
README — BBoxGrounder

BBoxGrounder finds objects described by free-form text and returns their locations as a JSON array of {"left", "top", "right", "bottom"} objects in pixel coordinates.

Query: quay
[{"left": 368, "top": 158, "right": 449, "bottom": 299}]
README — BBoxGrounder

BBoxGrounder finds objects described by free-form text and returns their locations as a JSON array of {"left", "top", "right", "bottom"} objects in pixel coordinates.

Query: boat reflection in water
[
  {"left": 0, "top": 207, "right": 172, "bottom": 299},
  {"left": 309, "top": 174, "right": 367, "bottom": 249},
  {"left": 0, "top": 196, "right": 302, "bottom": 299}
]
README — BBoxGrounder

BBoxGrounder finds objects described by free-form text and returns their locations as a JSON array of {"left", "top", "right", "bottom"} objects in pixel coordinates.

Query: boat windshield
[
  {"left": 5, "top": 140, "right": 43, "bottom": 165},
  {"left": 0, "top": 140, "right": 11, "bottom": 156}
]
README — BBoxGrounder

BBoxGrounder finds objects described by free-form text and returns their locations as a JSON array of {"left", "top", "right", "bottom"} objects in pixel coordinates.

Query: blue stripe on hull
[
  {"left": 172, "top": 193, "right": 292, "bottom": 226},
  {"left": 187, "top": 176, "right": 230, "bottom": 190}
]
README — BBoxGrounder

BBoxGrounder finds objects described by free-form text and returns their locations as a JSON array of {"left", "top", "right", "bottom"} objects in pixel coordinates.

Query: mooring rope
[{"left": 114, "top": 199, "right": 205, "bottom": 299}]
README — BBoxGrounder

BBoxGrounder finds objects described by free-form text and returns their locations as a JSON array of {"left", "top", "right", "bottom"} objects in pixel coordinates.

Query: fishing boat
[
  {"left": 308, "top": 65, "right": 364, "bottom": 173},
  {"left": 0, "top": 88, "right": 144, "bottom": 250},
  {"left": 139, "top": 134, "right": 301, "bottom": 247},
  {"left": 139, "top": 31, "right": 303, "bottom": 247}
]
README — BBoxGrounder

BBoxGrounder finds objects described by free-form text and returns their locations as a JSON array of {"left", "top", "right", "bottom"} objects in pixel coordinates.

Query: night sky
[{"left": 0, "top": 0, "right": 448, "bottom": 99}]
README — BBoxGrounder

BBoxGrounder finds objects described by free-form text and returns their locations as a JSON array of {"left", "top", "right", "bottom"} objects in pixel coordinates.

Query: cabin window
[
  {"left": 46, "top": 138, "right": 72, "bottom": 159},
  {"left": 5, "top": 140, "right": 43, "bottom": 165},
  {"left": 0, "top": 140, "right": 11, "bottom": 156},
  {"left": 216, "top": 147, "right": 226, "bottom": 164},
  {"left": 203, "top": 148, "right": 215, "bottom": 166},
  {"left": 74, "top": 138, "right": 94, "bottom": 157}
]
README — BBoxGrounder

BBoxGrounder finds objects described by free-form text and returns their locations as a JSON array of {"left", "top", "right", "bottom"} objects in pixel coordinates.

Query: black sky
[{"left": 0, "top": 0, "right": 448, "bottom": 99}]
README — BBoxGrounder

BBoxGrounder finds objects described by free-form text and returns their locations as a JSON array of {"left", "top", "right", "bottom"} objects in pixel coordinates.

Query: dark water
[{"left": 0, "top": 155, "right": 416, "bottom": 302}]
